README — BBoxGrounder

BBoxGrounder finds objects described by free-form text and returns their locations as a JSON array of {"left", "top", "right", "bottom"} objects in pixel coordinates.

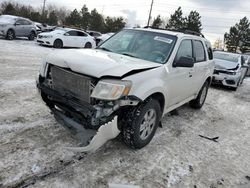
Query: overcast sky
[{"left": 1, "top": 0, "right": 250, "bottom": 43}]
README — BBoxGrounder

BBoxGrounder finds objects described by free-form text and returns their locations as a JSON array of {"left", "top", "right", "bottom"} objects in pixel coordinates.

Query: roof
[{"left": 131, "top": 27, "right": 207, "bottom": 41}]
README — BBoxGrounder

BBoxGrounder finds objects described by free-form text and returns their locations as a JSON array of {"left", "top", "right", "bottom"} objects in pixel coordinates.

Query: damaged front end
[
  {"left": 37, "top": 65, "right": 140, "bottom": 151},
  {"left": 212, "top": 67, "right": 241, "bottom": 88}
]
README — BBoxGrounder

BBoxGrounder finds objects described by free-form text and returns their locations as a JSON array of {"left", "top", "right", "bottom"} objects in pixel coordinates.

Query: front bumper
[
  {"left": 212, "top": 72, "right": 241, "bottom": 88},
  {"left": 37, "top": 82, "right": 121, "bottom": 151}
]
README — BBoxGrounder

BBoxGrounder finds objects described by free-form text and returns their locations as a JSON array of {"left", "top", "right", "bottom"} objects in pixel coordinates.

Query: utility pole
[
  {"left": 147, "top": 0, "right": 154, "bottom": 27},
  {"left": 42, "top": 0, "right": 46, "bottom": 20}
]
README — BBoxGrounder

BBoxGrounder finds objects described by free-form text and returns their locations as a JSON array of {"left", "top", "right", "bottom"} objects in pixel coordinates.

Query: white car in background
[{"left": 37, "top": 28, "right": 96, "bottom": 48}]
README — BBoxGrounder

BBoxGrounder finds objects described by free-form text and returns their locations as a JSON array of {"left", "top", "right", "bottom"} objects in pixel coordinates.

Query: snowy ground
[{"left": 0, "top": 39, "right": 250, "bottom": 188}]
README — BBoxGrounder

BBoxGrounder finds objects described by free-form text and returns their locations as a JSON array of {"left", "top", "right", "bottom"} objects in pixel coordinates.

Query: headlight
[
  {"left": 43, "top": 35, "right": 53, "bottom": 38},
  {"left": 91, "top": 80, "right": 132, "bottom": 100}
]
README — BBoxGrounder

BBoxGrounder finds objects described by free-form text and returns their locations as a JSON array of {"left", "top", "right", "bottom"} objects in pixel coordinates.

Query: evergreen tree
[
  {"left": 2, "top": 2, "right": 16, "bottom": 15},
  {"left": 224, "top": 17, "right": 250, "bottom": 53},
  {"left": 65, "top": 9, "right": 81, "bottom": 27},
  {"left": 151, "top": 15, "right": 163, "bottom": 28},
  {"left": 47, "top": 10, "right": 58, "bottom": 25},
  {"left": 80, "top": 5, "right": 90, "bottom": 30},
  {"left": 166, "top": 7, "right": 185, "bottom": 30},
  {"left": 104, "top": 16, "right": 126, "bottom": 32},
  {"left": 89, "top": 9, "right": 105, "bottom": 32},
  {"left": 186, "top": 10, "right": 202, "bottom": 32}
]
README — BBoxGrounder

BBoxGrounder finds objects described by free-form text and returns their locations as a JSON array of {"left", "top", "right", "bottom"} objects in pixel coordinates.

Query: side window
[
  {"left": 67, "top": 31, "right": 78, "bottom": 36},
  {"left": 15, "top": 19, "right": 23, "bottom": 25},
  {"left": 205, "top": 41, "right": 213, "bottom": 60},
  {"left": 77, "top": 31, "right": 87, "bottom": 37},
  {"left": 194, "top": 40, "right": 206, "bottom": 62},
  {"left": 175, "top": 39, "right": 193, "bottom": 62}
]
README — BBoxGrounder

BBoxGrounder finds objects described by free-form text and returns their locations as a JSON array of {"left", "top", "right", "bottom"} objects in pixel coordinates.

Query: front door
[{"left": 165, "top": 39, "right": 196, "bottom": 107}]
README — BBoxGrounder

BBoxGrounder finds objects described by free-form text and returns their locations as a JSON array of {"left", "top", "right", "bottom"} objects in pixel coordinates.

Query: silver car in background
[
  {"left": 243, "top": 54, "right": 250, "bottom": 76},
  {"left": 0, "top": 15, "right": 37, "bottom": 40},
  {"left": 212, "top": 51, "right": 248, "bottom": 90}
]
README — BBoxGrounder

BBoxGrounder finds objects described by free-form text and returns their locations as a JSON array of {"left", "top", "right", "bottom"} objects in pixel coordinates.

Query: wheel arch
[
  {"left": 146, "top": 92, "right": 165, "bottom": 113},
  {"left": 206, "top": 76, "right": 212, "bottom": 85}
]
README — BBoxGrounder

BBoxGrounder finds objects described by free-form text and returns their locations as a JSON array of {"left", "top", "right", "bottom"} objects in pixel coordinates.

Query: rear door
[
  {"left": 191, "top": 40, "right": 209, "bottom": 94},
  {"left": 22, "top": 19, "right": 33, "bottom": 36},
  {"left": 76, "top": 31, "right": 88, "bottom": 47}
]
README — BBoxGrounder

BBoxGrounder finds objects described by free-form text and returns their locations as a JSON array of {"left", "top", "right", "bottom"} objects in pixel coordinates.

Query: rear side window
[
  {"left": 194, "top": 40, "right": 206, "bottom": 62},
  {"left": 77, "top": 31, "right": 87, "bottom": 37},
  {"left": 205, "top": 41, "right": 213, "bottom": 60},
  {"left": 175, "top": 39, "right": 193, "bottom": 62}
]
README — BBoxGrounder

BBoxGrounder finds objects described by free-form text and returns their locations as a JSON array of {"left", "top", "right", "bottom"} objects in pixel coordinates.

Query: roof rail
[{"left": 143, "top": 26, "right": 205, "bottom": 38}]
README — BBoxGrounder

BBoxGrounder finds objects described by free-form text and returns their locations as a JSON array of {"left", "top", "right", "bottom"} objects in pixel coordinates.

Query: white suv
[{"left": 37, "top": 28, "right": 214, "bottom": 150}]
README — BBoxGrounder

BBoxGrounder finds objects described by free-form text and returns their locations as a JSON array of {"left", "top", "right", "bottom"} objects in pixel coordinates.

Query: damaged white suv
[{"left": 37, "top": 28, "right": 214, "bottom": 151}]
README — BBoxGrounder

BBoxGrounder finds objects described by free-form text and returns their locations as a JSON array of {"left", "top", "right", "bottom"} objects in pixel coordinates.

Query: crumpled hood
[
  {"left": 45, "top": 49, "right": 161, "bottom": 78},
  {"left": 214, "top": 58, "right": 239, "bottom": 70}
]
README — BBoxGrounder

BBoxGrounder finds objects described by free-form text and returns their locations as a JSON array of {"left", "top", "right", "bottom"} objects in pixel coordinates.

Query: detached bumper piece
[{"left": 52, "top": 108, "right": 120, "bottom": 152}]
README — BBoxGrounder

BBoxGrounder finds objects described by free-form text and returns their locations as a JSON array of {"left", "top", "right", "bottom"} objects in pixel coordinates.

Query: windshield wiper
[
  {"left": 121, "top": 53, "right": 138, "bottom": 58},
  {"left": 98, "top": 47, "right": 112, "bottom": 52}
]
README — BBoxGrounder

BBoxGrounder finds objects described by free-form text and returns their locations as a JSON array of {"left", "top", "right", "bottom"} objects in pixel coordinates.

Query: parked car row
[{"left": 0, "top": 14, "right": 114, "bottom": 49}]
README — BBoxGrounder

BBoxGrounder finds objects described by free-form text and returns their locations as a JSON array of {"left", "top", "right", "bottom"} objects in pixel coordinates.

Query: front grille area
[{"left": 51, "top": 66, "right": 92, "bottom": 103}]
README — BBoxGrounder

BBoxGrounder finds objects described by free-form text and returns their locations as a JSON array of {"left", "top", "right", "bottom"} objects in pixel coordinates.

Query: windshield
[
  {"left": 213, "top": 51, "right": 239, "bottom": 63},
  {"left": 98, "top": 29, "right": 177, "bottom": 64}
]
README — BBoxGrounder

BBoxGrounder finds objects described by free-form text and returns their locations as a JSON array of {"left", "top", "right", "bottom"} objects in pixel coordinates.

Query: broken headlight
[{"left": 91, "top": 79, "right": 132, "bottom": 100}]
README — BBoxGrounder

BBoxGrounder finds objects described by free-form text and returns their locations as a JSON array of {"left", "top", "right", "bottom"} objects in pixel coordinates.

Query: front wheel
[
  {"left": 189, "top": 81, "right": 209, "bottom": 109},
  {"left": 6, "top": 29, "right": 15, "bottom": 40},
  {"left": 84, "top": 42, "right": 92, "bottom": 48},
  {"left": 53, "top": 39, "right": 63, "bottom": 48},
  {"left": 121, "top": 99, "right": 161, "bottom": 149}
]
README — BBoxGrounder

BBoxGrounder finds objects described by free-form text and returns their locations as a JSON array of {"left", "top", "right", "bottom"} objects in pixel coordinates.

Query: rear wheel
[
  {"left": 53, "top": 39, "right": 63, "bottom": 48},
  {"left": 189, "top": 81, "right": 209, "bottom": 109},
  {"left": 6, "top": 29, "right": 15, "bottom": 40},
  {"left": 84, "top": 42, "right": 92, "bottom": 48},
  {"left": 121, "top": 99, "right": 161, "bottom": 149},
  {"left": 28, "top": 31, "right": 36, "bottom": 40}
]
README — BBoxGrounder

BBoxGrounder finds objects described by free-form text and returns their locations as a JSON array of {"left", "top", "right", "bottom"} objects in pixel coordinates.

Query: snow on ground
[{"left": 0, "top": 39, "right": 250, "bottom": 188}]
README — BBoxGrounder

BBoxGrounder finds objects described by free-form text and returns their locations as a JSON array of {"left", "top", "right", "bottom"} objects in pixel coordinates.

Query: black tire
[
  {"left": 53, "top": 39, "right": 63, "bottom": 48},
  {"left": 120, "top": 99, "right": 161, "bottom": 149},
  {"left": 84, "top": 42, "right": 92, "bottom": 48},
  {"left": 6, "top": 29, "right": 15, "bottom": 40},
  {"left": 28, "top": 31, "right": 36, "bottom": 40},
  {"left": 189, "top": 81, "right": 209, "bottom": 109}
]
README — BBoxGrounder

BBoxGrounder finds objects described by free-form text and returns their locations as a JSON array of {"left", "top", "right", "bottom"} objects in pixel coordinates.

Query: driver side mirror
[
  {"left": 14, "top": 22, "right": 21, "bottom": 26},
  {"left": 173, "top": 56, "right": 194, "bottom": 68},
  {"left": 64, "top": 33, "right": 69, "bottom": 36}
]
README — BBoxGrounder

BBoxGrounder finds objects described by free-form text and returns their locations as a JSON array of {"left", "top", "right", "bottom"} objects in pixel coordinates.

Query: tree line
[
  {"left": 224, "top": 17, "right": 250, "bottom": 53},
  {"left": 151, "top": 7, "right": 202, "bottom": 33},
  {"left": 0, "top": 1, "right": 126, "bottom": 33}
]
